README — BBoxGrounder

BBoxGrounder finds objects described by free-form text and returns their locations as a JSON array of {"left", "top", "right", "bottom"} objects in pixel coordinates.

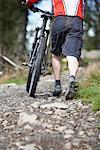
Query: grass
[
  {"left": 0, "top": 69, "right": 28, "bottom": 85},
  {"left": 77, "top": 62, "right": 100, "bottom": 111},
  {"left": 82, "top": 57, "right": 100, "bottom": 65}
]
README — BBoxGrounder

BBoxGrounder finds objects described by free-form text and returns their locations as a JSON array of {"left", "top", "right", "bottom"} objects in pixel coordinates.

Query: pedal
[{"left": 22, "top": 62, "right": 28, "bottom": 66}]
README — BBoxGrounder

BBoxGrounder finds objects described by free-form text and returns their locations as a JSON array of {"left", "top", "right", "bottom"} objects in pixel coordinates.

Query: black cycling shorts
[{"left": 51, "top": 16, "right": 83, "bottom": 60}]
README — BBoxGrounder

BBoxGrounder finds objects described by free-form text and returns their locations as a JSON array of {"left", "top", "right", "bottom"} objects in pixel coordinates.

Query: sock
[
  {"left": 69, "top": 75, "right": 75, "bottom": 83},
  {"left": 55, "top": 80, "right": 61, "bottom": 86}
]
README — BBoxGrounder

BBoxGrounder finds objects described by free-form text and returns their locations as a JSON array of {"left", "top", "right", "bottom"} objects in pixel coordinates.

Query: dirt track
[{"left": 0, "top": 72, "right": 100, "bottom": 150}]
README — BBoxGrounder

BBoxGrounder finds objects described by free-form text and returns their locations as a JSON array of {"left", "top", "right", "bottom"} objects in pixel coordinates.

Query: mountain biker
[{"left": 23, "top": 0, "right": 85, "bottom": 100}]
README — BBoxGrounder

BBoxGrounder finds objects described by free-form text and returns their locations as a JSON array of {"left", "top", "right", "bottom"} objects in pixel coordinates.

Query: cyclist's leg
[
  {"left": 62, "top": 17, "right": 83, "bottom": 100},
  {"left": 52, "top": 54, "right": 62, "bottom": 96},
  {"left": 51, "top": 16, "right": 68, "bottom": 96},
  {"left": 52, "top": 54, "right": 61, "bottom": 81},
  {"left": 67, "top": 56, "right": 79, "bottom": 78},
  {"left": 65, "top": 56, "right": 79, "bottom": 100}
]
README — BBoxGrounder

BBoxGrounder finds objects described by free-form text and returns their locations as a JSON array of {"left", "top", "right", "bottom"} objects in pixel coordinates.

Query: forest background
[{"left": 0, "top": 0, "right": 100, "bottom": 62}]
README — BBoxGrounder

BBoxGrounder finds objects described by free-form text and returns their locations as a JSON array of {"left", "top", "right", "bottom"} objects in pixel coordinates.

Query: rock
[
  {"left": 43, "top": 110, "right": 53, "bottom": 115},
  {"left": 40, "top": 102, "right": 68, "bottom": 109},
  {"left": 7, "top": 144, "right": 18, "bottom": 150},
  {"left": 24, "top": 124, "right": 33, "bottom": 131},
  {"left": 72, "top": 138, "right": 81, "bottom": 147},
  {"left": 17, "top": 112, "right": 38, "bottom": 126},
  {"left": 87, "top": 117, "right": 95, "bottom": 122},
  {"left": 47, "top": 124, "right": 53, "bottom": 129},
  {"left": 79, "top": 130, "right": 85, "bottom": 136},
  {"left": 19, "top": 144, "right": 43, "bottom": 150},
  {"left": 69, "top": 121, "right": 75, "bottom": 125},
  {"left": 16, "top": 109, "right": 23, "bottom": 113},
  {"left": 0, "top": 117, "right": 3, "bottom": 122},
  {"left": 2, "top": 120, "right": 8, "bottom": 126},
  {"left": 82, "top": 105, "right": 90, "bottom": 109},
  {"left": 54, "top": 126, "right": 66, "bottom": 133},
  {"left": 45, "top": 129, "right": 53, "bottom": 133},
  {"left": 14, "top": 141, "right": 23, "bottom": 147},
  {"left": 63, "top": 142, "right": 72, "bottom": 150},
  {"left": 31, "top": 102, "right": 40, "bottom": 109},
  {"left": 64, "top": 129, "right": 75, "bottom": 139},
  {"left": 96, "top": 111, "right": 100, "bottom": 117},
  {"left": 64, "top": 134, "right": 73, "bottom": 139},
  {"left": 42, "top": 122, "right": 53, "bottom": 129},
  {"left": 83, "top": 143, "right": 93, "bottom": 150},
  {"left": 4, "top": 125, "right": 15, "bottom": 130},
  {"left": 54, "top": 109, "right": 67, "bottom": 117},
  {"left": 52, "top": 115, "right": 61, "bottom": 120},
  {"left": 64, "top": 129, "right": 75, "bottom": 135},
  {"left": 77, "top": 101, "right": 83, "bottom": 107},
  {"left": 4, "top": 112, "right": 12, "bottom": 117}
]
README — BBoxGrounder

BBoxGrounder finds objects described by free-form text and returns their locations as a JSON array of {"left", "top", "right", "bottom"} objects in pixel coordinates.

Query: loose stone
[
  {"left": 31, "top": 102, "right": 40, "bottom": 109},
  {"left": 63, "top": 142, "right": 72, "bottom": 150},
  {"left": 40, "top": 102, "right": 68, "bottom": 109},
  {"left": 17, "top": 112, "right": 38, "bottom": 126},
  {"left": 24, "top": 124, "right": 33, "bottom": 131},
  {"left": 19, "top": 144, "right": 43, "bottom": 150},
  {"left": 64, "top": 134, "right": 73, "bottom": 139},
  {"left": 64, "top": 129, "right": 75, "bottom": 135},
  {"left": 72, "top": 138, "right": 81, "bottom": 147},
  {"left": 79, "top": 130, "right": 85, "bottom": 136}
]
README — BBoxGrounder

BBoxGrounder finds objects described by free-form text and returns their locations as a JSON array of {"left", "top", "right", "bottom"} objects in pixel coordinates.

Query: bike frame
[{"left": 29, "top": 8, "right": 53, "bottom": 74}]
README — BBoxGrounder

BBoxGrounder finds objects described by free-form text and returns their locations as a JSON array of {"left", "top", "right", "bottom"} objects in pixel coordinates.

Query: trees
[
  {"left": 0, "top": 0, "right": 99, "bottom": 62},
  {"left": 84, "top": 0, "right": 100, "bottom": 50},
  {"left": 0, "top": 0, "right": 27, "bottom": 61}
]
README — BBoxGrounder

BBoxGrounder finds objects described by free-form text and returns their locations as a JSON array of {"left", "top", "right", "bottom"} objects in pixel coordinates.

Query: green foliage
[
  {"left": 77, "top": 64, "right": 100, "bottom": 111},
  {"left": 78, "top": 85, "right": 100, "bottom": 111},
  {"left": 5, "top": 76, "right": 27, "bottom": 85},
  {"left": 97, "top": 126, "right": 100, "bottom": 130}
]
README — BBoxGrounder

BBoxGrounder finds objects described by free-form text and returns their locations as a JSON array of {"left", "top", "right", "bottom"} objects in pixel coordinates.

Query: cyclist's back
[{"left": 27, "top": 0, "right": 85, "bottom": 19}]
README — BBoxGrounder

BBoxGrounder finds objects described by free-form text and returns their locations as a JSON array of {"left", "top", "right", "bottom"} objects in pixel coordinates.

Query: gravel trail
[{"left": 0, "top": 73, "right": 100, "bottom": 150}]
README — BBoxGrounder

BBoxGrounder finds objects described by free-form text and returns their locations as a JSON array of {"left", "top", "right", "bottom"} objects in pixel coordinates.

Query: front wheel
[{"left": 26, "top": 37, "right": 46, "bottom": 97}]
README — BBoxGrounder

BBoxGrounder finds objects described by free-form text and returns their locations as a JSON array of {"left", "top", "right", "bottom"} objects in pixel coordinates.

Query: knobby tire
[
  {"left": 27, "top": 37, "right": 46, "bottom": 97},
  {"left": 26, "top": 42, "right": 39, "bottom": 93}
]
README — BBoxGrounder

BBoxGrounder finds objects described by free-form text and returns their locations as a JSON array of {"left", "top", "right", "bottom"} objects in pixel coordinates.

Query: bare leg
[
  {"left": 52, "top": 54, "right": 61, "bottom": 80},
  {"left": 52, "top": 54, "right": 62, "bottom": 96},
  {"left": 66, "top": 55, "right": 79, "bottom": 100},
  {"left": 67, "top": 56, "right": 79, "bottom": 77}
]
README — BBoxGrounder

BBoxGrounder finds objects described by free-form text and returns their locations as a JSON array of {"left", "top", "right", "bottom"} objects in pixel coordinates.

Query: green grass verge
[
  {"left": 4, "top": 76, "right": 27, "bottom": 85},
  {"left": 77, "top": 84, "right": 100, "bottom": 111},
  {"left": 77, "top": 64, "right": 100, "bottom": 111}
]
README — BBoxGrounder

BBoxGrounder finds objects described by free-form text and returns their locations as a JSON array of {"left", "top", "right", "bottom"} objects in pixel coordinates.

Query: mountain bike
[{"left": 23, "top": 5, "right": 53, "bottom": 97}]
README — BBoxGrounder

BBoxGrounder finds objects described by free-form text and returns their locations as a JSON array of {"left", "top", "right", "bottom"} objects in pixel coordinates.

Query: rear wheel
[{"left": 26, "top": 37, "right": 46, "bottom": 97}]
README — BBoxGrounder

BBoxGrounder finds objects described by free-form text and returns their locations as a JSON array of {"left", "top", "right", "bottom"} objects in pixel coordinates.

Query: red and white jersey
[
  {"left": 53, "top": 0, "right": 84, "bottom": 19},
  {"left": 27, "top": 0, "right": 85, "bottom": 19}
]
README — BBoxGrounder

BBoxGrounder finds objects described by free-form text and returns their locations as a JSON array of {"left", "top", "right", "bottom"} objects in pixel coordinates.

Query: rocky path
[{"left": 0, "top": 73, "right": 100, "bottom": 150}]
